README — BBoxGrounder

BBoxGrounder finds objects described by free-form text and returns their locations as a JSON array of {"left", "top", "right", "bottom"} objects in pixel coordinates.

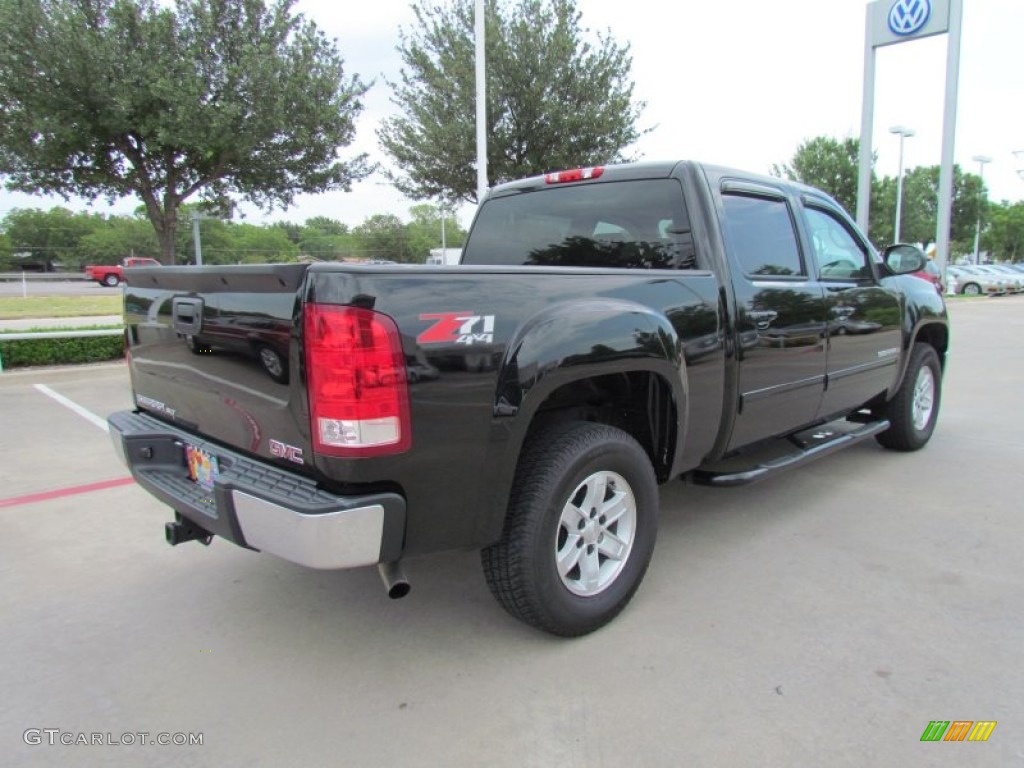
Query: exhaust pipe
[
  {"left": 165, "top": 515, "right": 212, "bottom": 546},
  {"left": 378, "top": 561, "right": 411, "bottom": 599}
]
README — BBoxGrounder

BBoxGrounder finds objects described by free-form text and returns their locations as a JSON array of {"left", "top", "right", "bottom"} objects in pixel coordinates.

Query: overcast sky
[{"left": 1, "top": 0, "right": 1021, "bottom": 230}]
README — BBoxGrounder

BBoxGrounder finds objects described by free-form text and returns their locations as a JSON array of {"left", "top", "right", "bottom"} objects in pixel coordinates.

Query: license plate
[{"left": 185, "top": 444, "right": 219, "bottom": 492}]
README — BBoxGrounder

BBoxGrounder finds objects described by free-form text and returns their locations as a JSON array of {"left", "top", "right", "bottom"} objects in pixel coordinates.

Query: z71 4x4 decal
[{"left": 418, "top": 312, "right": 495, "bottom": 346}]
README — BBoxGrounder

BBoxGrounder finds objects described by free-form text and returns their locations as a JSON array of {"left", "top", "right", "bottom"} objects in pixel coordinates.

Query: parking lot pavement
[{"left": 2, "top": 300, "right": 1023, "bottom": 767}]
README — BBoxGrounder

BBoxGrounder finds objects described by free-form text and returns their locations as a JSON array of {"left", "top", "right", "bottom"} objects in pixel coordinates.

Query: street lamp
[
  {"left": 971, "top": 155, "right": 992, "bottom": 265},
  {"left": 889, "top": 126, "right": 915, "bottom": 243}
]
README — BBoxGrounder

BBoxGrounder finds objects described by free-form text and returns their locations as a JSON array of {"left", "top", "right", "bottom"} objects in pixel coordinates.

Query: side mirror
[{"left": 884, "top": 244, "right": 926, "bottom": 275}]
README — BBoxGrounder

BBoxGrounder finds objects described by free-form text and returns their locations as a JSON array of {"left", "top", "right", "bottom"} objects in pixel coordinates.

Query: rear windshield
[{"left": 463, "top": 179, "right": 695, "bottom": 269}]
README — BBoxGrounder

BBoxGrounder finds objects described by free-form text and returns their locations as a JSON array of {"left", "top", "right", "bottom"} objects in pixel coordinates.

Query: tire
[
  {"left": 481, "top": 422, "right": 658, "bottom": 637},
  {"left": 257, "top": 344, "right": 288, "bottom": 384},
  {"left": 875, "top": 343, "right": 942, "bottom": 451},
  {"left": 960, "top": 282, "right": 981, "bottom": 296},
  {"left": 185, "top": 335, "right": 213, "bottom": 354},
  {"left": 102, "top": 274, "right": 120, "bottom": 287}
]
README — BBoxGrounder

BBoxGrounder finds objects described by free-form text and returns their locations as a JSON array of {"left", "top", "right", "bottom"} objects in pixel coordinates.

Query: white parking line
[{"left": 34, "top": 384, "right": 109, "bottom": 433}]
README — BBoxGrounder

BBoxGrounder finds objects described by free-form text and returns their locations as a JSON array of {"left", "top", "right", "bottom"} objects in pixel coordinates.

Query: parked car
[
  {"left": 979, "top": 264, "right": 1024, "bottom": 293},
  {"left": 947, "top": 265, "right": 1006, "bottom": 296},
  {"left": 889, "top": 245, "right": 944, "bottom": 293}
]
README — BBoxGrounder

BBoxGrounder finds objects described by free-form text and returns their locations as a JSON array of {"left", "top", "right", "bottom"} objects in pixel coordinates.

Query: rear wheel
[
  {"left": 102, "top": 274, "right": 120, "bottom": 287},
  {"left": 875, "top": 343, "right": 941, "bottom": 451},
  {"left": 481, "top": 422, "right": 658, "bottom": 637}
]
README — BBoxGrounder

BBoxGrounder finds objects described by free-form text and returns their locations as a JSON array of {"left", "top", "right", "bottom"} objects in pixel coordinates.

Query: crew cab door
[
  {"left": 798, "top": 198, "right": 903, "bottom": 419},
  {"left": 717, "top": 182, "right": 828, "bottom": 449}
]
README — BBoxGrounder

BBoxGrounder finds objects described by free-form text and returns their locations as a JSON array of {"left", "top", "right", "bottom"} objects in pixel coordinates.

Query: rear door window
[
  {"left": 720, "top": 193, "right": 805, "bottom": 278},
  {"left": 463, "top": 179, "right": 695, "bottom": 269}
]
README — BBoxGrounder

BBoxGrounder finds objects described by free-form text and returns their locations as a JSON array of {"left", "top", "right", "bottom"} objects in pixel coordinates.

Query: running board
[{"left": 692, "top": 419, "right": 890, "bottom": 487}]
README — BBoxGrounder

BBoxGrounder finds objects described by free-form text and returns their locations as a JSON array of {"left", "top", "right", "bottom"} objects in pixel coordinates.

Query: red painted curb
[{"left": 0, "top": 477, "right": 135, "bottom": 509}]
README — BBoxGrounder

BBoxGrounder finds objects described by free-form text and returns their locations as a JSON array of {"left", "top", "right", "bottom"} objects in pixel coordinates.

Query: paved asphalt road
[
  {"left": 1, "top": 298, "right": 1021, "bottom": 767},
  {"left": 0, "top": 276, "right": 120, "bottom": 298}
]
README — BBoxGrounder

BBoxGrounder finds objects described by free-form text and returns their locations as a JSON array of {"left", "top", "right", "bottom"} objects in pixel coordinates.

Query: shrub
[{"left": 0, "top": 329, "right": 124, "bottom": 369}]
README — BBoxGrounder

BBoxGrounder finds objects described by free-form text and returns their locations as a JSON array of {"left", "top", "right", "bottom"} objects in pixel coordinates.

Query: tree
[
  {"left": 379, "top": 0, "right": 646, "bottom": 203},
  {"left": 0, "top": 0, "right": 371, "bottom": 264},
  {"left": 77, "top": 216, "right": 160, "bottom": 266},
  {"left": 986, "top": 201, "right": 1024, "bottom": 262},
  {"left": 354, "top": 214, "right": 412, "bottom": 262},
  {"left": 223, "top": 223, "right": 299, "bottom": 264},
  {"left": 298, "top": 217, "right": 358, "bottom": 260},
  {"left": 0, "top": 230, "right": 11, "bottom": 268},
  {"left": 884, "top": 165, "right": 983, "bottom": 252},
  {"left": 774, "top": 136, "right": 986, "bottom": 251},
  {"left": 772, "top": 137, "right": 866, "bottom": 218},
  {"left": 405, "top": 203, "right": 466, "bottom": 262},
  {"left": 0, "top": 208, "right": 99, "bottom": 267}
]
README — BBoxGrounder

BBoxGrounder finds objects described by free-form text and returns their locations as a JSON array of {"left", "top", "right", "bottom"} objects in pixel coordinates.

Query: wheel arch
[
  {"left": 478, "top": 299, "right": 687, "bottom": 545},
  {"left": 912, "top": 321, "right": 949, "bottom": 372}
]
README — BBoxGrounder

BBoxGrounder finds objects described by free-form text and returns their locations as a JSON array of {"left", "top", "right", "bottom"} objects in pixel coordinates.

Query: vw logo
[{"left": 888, "top": 0, "right": 931, "bottom": 36}]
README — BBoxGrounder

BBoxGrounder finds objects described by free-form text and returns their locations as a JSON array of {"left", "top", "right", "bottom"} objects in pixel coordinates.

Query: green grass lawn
[{"left": 0, "top": 295, "right": 123, "bottom": 320}]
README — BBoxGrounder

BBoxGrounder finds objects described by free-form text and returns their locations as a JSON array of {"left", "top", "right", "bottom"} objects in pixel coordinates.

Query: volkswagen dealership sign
[
  {"left": 888, "top": 0, "right": 931, "bottom": 36},
  {"left": 870, "top": 0, "right": 949, "bottom": 47},
  {"left": 856, "top": 0, "right": 961, "bottom": 279}
]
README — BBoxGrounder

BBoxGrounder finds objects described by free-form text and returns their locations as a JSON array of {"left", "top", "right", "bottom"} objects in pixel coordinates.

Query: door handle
[
  {"left": 748, "top": 310, "right": 778, "bottom": 330},
  {"left": 172, "top": 297, "right": 204, "bottom": 335}
]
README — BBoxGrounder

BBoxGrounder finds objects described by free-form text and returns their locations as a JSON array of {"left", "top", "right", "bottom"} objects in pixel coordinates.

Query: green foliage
[
  {"left": 405, "top": 204, "right": 466, "bottom": 261},
  {"left": 776, "top": 136, "right": 990, "bottom": 250},
  {"left": 77, "top": 216, "right": 160, "bottom": 267},
  {"left": 772, "top": 137, "right": 865, "bottom": 216},
  {"left": 884, "top": 165, "right": 983, "bottom": 248},
  {"left": 0, "top": 330, "right": 124, "bottom": 368},
  {"left": 0, "top": 203, "right": 471, "bottom": 266},
  {"left": 298, "top": 217, "right": 360, "bottom": 260},
  {"left": 379, "top": 0, "right": 647, "bottom": 203},
  {"left": 355, "top": 214, "right": 413, "bottom": 262},
  {"left": 986, "top": 200, "right": 1024, "bottom": 262},
  {"left": 0, "top": 0, "right": 370, "bottom": 263},
  {"left": 0, "top": 208, "right": 99, "bottom": 268},
  {"left": 219, "top": 223, "right": 299, "bottom": 263}
]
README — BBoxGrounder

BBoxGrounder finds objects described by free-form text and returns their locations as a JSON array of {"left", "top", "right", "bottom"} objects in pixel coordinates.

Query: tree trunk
[
  {"left": 138, "top": 189, "right": 178, "bottom": 266},
  {"left": 158, "top": 216, "right": 178, "bottom": 265}
]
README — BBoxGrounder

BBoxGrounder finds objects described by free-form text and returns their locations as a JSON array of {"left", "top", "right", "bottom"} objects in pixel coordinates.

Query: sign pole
[
  {"left": 857, "top": 0, "right": 958, "bottom": 274},
  {"left": 934, "top": 0, "right": 962, "bottom": 276}
]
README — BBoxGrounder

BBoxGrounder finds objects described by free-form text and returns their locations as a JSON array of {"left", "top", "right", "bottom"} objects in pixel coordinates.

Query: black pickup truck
[{"left": 109, "top": 161, "right": 948, "bottom": 636}]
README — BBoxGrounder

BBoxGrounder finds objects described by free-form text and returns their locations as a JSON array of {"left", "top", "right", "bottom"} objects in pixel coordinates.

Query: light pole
[
  {"left": 971, "top": 155, "right": 992, "bottom": 265},
  {"left": 439, "top": 201, "right": 447, "bottom": 253},
  {"left": 889, "top": 126, "right": 915, "bottom": 243}
]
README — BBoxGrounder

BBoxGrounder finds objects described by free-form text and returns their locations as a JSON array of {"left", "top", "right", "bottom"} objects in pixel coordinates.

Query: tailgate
[{"left": 124, "top": 264, "right": 313, "bottom": 474}]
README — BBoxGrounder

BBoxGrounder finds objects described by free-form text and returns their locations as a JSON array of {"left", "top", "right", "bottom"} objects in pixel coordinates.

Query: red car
[
  {"left": 85, "top": 256, "right": 160, "bottom": 287},
  {"left": 910, "top": 259, "right": 944, "bottom": 294},
  {"left": 887, "top": 245, "right": 944, "bottom": 294}
]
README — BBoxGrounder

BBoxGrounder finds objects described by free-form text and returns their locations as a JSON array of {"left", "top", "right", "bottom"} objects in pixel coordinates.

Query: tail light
[{"left": 304, "top": 304, "right": 411, "bottom": 457}]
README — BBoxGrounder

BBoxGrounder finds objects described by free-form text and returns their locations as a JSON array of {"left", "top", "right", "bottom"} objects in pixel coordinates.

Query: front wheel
[
  {"left": 960, "top": 282, "right": 981, "bottom": 296},
  {"left": 875, "top": 343, "right": 942, "bottom": 451},
  {"left": 481, "top": 422, "right": 658, "bottom": 637},
  {"left": 257, "top": 344, "right": 288, "bottom": 384}
]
